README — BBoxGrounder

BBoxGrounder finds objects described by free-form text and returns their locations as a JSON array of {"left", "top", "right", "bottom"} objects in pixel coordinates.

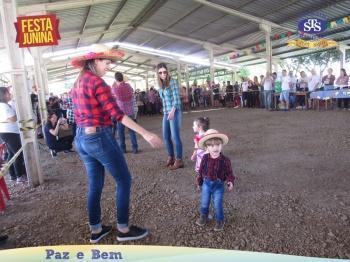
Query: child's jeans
[{"left": 200, "top": 178, "right": 225, "bottom": 222}]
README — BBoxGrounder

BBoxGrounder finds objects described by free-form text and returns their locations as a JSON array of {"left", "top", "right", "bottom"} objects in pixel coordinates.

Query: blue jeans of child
[
  {"left": 117, "top": 121, "right": 138, "bottom": 152},
  {"left": 200, "top": 178, "right": 225, "bottom": 222},
  {"left": 75, "top": 126, "right": 131, "bottom": 232},
  {"left": 162, "top": 110, "right": 183, "bottom": 159}
]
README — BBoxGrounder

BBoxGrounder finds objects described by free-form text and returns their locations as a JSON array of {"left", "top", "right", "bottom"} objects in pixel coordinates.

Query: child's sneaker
[
  {"left": 116, "top": 225, "right": 148, "bottom": 242},
  {"left": 16, "top": 176, "right": 27, "bottom": 184},
  {"left": 90, "top": 225, "right": 112, "bottom": 243},
  {"left": 195, "top": 215, "right": 207, "bottom": 226},
  {"left": 50, "top": 150, "right": 57, "bottom": 157},
  {"left": 214, "top": 221, "right": 224, "bottom": 231}
]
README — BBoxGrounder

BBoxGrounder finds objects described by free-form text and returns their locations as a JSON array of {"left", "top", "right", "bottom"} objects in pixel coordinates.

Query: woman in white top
[
  {"left": 335, "top": 68, "right": 349, "bottom": 109},
  {"left": 0, "top": 87, "right": 27, "bottom": 183},
  {"left": 241, "top": 78, "right": 249, "bottom": 107},
  {"left": 262, "top": 72, "right": 274, "bottom": 110}
]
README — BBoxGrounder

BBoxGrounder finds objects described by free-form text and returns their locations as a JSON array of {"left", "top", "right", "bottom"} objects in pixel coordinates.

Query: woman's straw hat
[
  {"left": 71, "top": 44, "right": 124, "bottom": 68},
  {"left": 198, "top": 129, "right": 229, "bottom": 149}
]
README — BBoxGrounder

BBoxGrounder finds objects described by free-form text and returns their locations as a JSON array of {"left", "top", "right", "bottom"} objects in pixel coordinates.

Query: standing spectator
[
  {"left": 0, "top": 87, "right": 27, "bottom": 183},
  {"left": 203, "top": 86, "right": 211, "bottom": 108},
  {"left": 308, "top": 69, "right": 321, "bottom": 108},
  {"left": 180, "top": 86, "right": 189, "bottom": 111},
  {"left": 252, "top": 76, "right": 260, "bottom": 108},
  {"left": 156, "top": 63, "right": 184, "bottom": 170},
  {"left": 112, "top": 72, "right": 138, "bottom": 154},
  {"left": 212, "top": 84, "right": 220, "bottom": 107},
  {"left": 241, "top": 78, "right": 249, "bottom": 107},
  {"left": 193, "top": 85, "right": 201, "bottom": 108},
  {"left": 322, "top": 68, "right": 335, "bottom": 90},
  {"left": 259, "top": 75, "right": 265, "bottom": 108},
  {"left": 335, "top": 68, "right": 349, "bottom": 110},
  {"left": 280, "top": 70, "right": 291, "bottom": 111},
  {"left": 297, "top": 71, "right": 309, "bottom": 108},
  {"left": 66, "top": 91, "right": 76, "bottom": 138},
  {"left": 262, "top": 72, "right": 274, "bottom": 110},
  {"left": 289, "top": 71, "right": 297, "bottom": 109},
  {"left": 225, "top": 81, "right": 234, "bottom": 106},
  {"left": 71, "top": 44, "right": 162, "bottom": 243},
  {"left": 147, "top": 87, "right": 156, "bottom": 115}
]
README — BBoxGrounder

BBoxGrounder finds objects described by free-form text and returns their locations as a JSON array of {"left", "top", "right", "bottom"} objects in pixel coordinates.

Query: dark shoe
[
  {"left": 132, "top": 149, "right": 139, "bottom": 154},
  {"left": 64, "top": 149, "right": 75, "bottom": 153},
  {"left": 0, "top": 234, "right": 8, "bottom": 245},
  {"left": 116, "top": 225, "right": 148, "bottom": 242},
  {"left": 214, "top": 221, "right": 224, "bottom": 231},
  {"left": 169, "top": 159, "right": 184, "bottom": 170},
  {"left": 196, "top": 215, "right": 207, "bottom": 226},
  {"left": 166, "top": 156, "right": 175, "bottom": 167},
  {"left": 50, "top": 149, "right": 57, "bottom": 157},
  {"left": 90, "top": 225, "right": 112, "bottom": 244}
]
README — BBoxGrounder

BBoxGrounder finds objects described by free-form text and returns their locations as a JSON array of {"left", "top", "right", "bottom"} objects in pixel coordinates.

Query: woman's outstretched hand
[{"left": 143, "top": 131, "right": 163, "bottom": 148}]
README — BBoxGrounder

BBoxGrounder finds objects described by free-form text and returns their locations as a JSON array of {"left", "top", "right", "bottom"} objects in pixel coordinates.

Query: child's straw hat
[{"left": 198, "top": 129, "right": 229, "bottom": 149}]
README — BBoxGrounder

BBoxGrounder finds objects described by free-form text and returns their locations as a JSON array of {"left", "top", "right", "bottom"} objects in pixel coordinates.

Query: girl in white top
[{"left": 0, "top": 87, "right": 27, "bottom": 183}]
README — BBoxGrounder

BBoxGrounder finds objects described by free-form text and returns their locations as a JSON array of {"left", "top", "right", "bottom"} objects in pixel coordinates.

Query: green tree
[
  {"left": 280, "top": 49, "right": 340, "bottom": 75},
  {"left": 238, "top": 66, "right": 250, "bottom": 80}
]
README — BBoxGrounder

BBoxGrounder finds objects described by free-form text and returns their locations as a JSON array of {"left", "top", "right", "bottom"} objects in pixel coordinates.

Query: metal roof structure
[{"left": 1, "top": 0, "right": 350, "bottom": 83}]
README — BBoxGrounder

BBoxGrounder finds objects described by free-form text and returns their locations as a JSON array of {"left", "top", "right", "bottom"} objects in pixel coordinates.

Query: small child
[
  {"left": 191, "top": 117, "right": 210, "bottom": 174},
  {"left": 196, "top": 129, "right": 235, "bottom": 231}
]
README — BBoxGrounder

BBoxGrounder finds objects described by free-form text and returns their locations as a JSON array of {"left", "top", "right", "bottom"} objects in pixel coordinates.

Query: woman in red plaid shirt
[{"left": 71, "top": 44, "right": 162, "bottom": 243}]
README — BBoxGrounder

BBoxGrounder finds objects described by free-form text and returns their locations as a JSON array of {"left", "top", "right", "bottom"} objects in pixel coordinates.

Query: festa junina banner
[
  {"left": 14, "top": 14, "right": 61, "bottom": 48},
  {"left": 0, "top": 245, "right": 349, "bottom": 262}
]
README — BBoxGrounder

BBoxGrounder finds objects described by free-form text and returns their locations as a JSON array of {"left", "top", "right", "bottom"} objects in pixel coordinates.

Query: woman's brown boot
[
  {"left": 169, "top": 159, "right": 184, "bottom": 170},
  {"left": 166, "top": 156, "right": 175, "bottom": 167}
]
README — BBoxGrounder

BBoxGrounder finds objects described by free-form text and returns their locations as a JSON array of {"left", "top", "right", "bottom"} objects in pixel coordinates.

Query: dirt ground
[{"left": 0, "top": 108, "right": 349, "bottom": 259}]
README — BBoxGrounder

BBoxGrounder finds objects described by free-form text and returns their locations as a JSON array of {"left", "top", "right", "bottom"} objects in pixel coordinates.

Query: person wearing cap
[
  {"left": 71, "top": 44, "right": 162, "bottom": 243},
  {"left": 156, "top": 63, "right": 184, "bottom": 170},
  {"left": 196, "top": 129, "right": 235, "bottom": 231}
]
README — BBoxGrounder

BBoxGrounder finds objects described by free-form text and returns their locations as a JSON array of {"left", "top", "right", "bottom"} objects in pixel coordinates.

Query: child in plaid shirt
[{"left": 196, "top": 129, "right": 235, "bottom": 231}]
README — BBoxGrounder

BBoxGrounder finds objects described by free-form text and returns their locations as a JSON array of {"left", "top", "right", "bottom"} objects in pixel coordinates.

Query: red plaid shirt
[
  {"left": 72, "top": 71, "right": 124, "bottom": 127},
  {"left": 197, "top": 153, "right": 235, "bottom": 186},
  {"left": 111, "top": 81, "right": 134, "bottom": 117}
]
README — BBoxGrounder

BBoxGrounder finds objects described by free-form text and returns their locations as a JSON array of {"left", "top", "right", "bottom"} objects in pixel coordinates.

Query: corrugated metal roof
[{"left": 1, "top": 0, "right": 349, "bottom": 81}]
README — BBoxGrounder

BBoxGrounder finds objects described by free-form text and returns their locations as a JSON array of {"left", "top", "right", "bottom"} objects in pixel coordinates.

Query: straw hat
[
  {"left": 71, "top": 44, "right": 125, "bottom": 68},
  {"left": 198, "top": 129, "right": 229, "bottom": 149}
]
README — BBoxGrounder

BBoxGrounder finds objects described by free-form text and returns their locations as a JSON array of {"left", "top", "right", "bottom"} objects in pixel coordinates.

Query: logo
[{"left": 298, "top": 18, "right": 327, "bottom": 34}]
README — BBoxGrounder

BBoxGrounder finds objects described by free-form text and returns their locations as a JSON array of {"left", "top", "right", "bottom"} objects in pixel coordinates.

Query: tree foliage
[
  {"left": 280, "top": 49, "right": 340, "bottom": 75},
  {"left": 238, "top": 66, "right": 250, "bottom": 79}
]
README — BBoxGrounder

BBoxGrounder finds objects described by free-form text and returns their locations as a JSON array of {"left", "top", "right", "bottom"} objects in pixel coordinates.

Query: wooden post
[{"left": 0, "top": 0, "right": 43, "bottom": 186}]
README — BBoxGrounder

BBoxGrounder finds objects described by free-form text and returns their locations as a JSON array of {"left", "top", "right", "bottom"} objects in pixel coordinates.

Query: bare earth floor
[{"left": 0, "top": 108, "right": 349, "bottom": 259}]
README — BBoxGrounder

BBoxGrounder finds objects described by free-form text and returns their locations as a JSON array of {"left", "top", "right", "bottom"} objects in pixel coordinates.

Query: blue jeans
[
  {"left": 162, "top": 110, "right": 183, "bottom": 159},
  {"left": 75, "top": 126, "right": 131, "bottom": 232},
  {"left": 200, "top": 179, "right": 225, "bottom": 222},
  {"left": 117, "top": 121, "right": 138, "bottom": 152},
  {"left": 264, "top": 90, "right": 273, "bottom": 110}
]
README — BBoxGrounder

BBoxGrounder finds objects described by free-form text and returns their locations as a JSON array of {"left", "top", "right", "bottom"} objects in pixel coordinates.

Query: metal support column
[
  {"left": 31, "top": 47, "right": 48, "bottom": 126},
  {"left": 177, "top": 60, "right": 181, "bottom": 87},
  {"left": 260, "top": 24, "right": 272, "bottom": 73},
  {"left": 0, "top": 0, "right": 43, "bottom": 186},
  {"left": 339, "top": 46, "right": 346, "bottom": 69},
  {"left": 184, "top": 64, "right": 190, "bottom": 106}
]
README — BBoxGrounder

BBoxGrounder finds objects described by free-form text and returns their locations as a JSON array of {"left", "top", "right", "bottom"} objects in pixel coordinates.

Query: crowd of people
[{"left": 177, "top": 68, "right": 349, "bottom": 111}]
